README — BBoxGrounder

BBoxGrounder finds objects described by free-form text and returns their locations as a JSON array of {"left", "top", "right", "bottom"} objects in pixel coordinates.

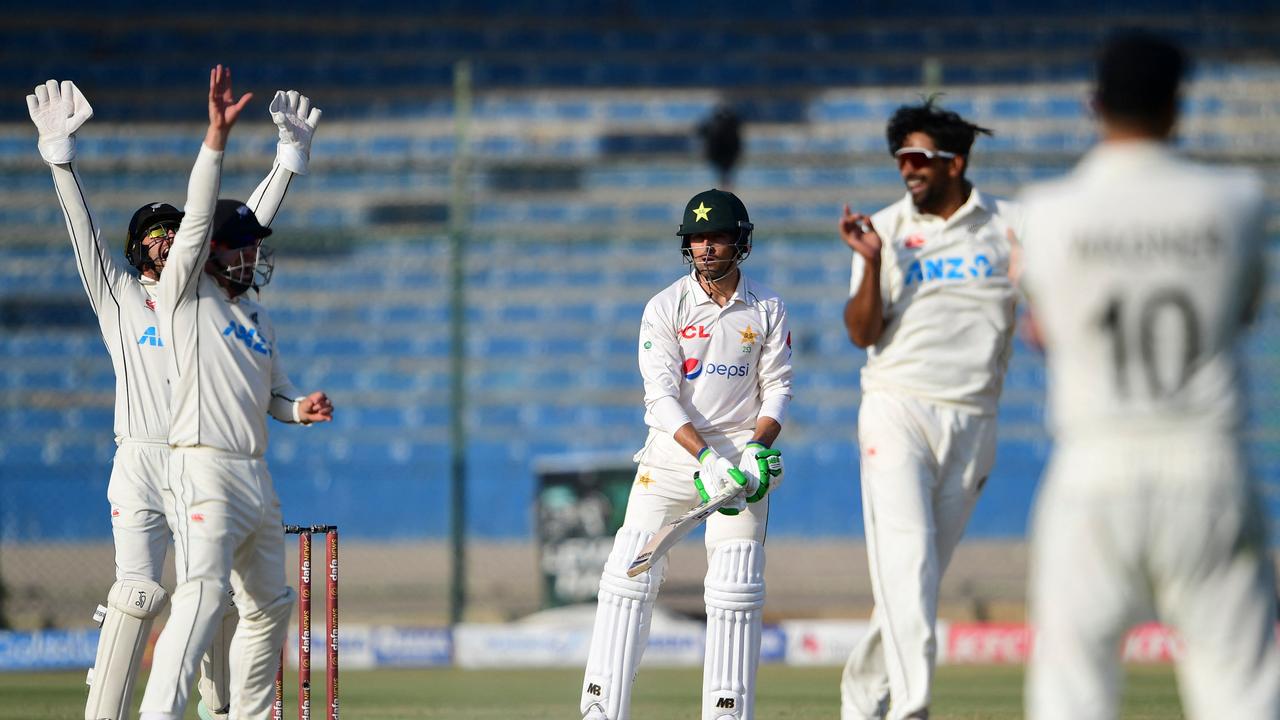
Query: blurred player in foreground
[
  {"left": 1019, "top": 30, "right": 1280, "bottom": 720},
  {"left": 580, "top": 189, "right": 791, "bottom": 720},
  {"left": 131, "top": 65, "right": 331, "bottom": 720},
  {"left": 838, "top": 101, "right": 1021, "bottom": 720},
  {"left": 26, "top": 74, "right": 317, "bottom": 720}
]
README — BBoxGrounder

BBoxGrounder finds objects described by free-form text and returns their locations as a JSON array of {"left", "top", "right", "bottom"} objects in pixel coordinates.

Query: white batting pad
[
  {"left": 85, "top": 578, "right": 169, "bottom": 720},
  {"left": 703, "top": 540, "right": 765, "bottom": 720},
  {"left": 581, "top": 527, "right": 668, "bottom": 720},
  {"left": 197, "top": 588, "right": 238, "bottom": 716}
]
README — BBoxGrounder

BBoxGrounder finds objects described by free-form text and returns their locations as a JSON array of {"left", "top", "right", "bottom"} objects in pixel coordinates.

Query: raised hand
[
  {"left": 26, "top": 79, "right": 93, "bottom": 164},
  {"left": 205, "top": 64, "right": 253, "bottom": 150},
  {"left": 270, "top": 90, "right": 322, "bottom": 174},
  {"left": 840, "top": 204, "right": 883, "bottom": 263}
]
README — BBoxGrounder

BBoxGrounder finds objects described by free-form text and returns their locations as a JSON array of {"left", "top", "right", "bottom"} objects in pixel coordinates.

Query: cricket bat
[{"left": 626, "top": 480, "right": 745, "bottom": 577}]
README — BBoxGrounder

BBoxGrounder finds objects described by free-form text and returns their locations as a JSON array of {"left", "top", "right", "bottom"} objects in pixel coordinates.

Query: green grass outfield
[{"left": 0, "top": 664, "right": 1183, "bottom": 719}]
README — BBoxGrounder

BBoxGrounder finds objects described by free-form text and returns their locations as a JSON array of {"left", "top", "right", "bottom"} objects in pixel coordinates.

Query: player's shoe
[{"left": 196, "top": 700, "right": 229, "bottom": 720}]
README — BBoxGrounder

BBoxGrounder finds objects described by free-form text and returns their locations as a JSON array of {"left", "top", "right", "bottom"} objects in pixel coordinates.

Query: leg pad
[
  {"left": 703, "top": 540, "right": 765, "bottom": 720},
  {"left": 580, "top": 527, "right": 668, "bottom": 720}
]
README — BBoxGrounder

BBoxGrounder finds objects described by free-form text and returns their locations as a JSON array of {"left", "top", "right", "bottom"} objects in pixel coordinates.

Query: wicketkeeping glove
[
  {"left": 694, "top": 447, "right": 755, "bottom": 515},
  {"left": 26, "top": 79, "right": 93, "bottom": 165},
  {"left": 270, "top": 90, "right": 322, "bottom": 175},
  {"left": 739, "top": 442, "right": 783, "bottom": 502}
]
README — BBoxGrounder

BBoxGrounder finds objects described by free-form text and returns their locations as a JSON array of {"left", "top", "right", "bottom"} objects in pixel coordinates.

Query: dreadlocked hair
[{"left": 886, "top": 95, "right": 993, "bottom": 157}]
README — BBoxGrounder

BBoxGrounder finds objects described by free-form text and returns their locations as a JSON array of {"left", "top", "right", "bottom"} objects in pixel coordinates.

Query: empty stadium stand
[{"left": 0, "top": 1, "right": 1276, "bottom": 547}]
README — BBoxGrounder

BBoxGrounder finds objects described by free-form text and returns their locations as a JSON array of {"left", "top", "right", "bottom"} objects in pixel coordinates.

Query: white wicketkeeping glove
[
  {"left": 739, "top": 442, "right": 783, "bottom": 502},
  {"left": 26, "top": 79, "right": 93, "bottom": 165},
  {"left": 270, "top": 89, "right": 322, "bottom": 175},
  {"left": 695, "top": 448, "right": 755, "bottom": 515}
]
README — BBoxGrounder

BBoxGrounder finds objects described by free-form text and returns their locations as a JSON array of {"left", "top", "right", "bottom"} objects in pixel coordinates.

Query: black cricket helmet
[
  {"left": 125, "top": 202, "right": 184, "bottom": 273},
  {"left": 207, "top": 199, "right": 275, "bottom": 295},
  {"left": 676, "top": 188, "right": 753, "bottom": 268}
]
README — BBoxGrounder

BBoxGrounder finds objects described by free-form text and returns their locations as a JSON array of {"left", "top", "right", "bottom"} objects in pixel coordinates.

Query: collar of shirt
[
  {"left": 685, "top": 271, "right": 752, "bottom": 308},
  {"left": 903, "top": 186, "right": 993, "bottom": 228},
  {"left": 139, "top": 274, "right": 160, "bottom": 300},
  {"left": 1077, "top": 139, "right": 1172, "bottom": 176}
]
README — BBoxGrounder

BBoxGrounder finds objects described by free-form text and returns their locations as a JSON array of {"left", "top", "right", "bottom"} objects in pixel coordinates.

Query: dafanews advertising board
[{"left": 534, "top": 453, "right": 635, "bottom": 607}]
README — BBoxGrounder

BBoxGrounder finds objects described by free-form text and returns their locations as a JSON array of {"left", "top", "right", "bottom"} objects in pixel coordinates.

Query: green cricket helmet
[{"left": 676, "top": 189, "right": 753, "bottom": 272}]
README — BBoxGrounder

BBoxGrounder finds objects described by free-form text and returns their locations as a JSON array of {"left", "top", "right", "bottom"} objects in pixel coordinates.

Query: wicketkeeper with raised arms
[
  {"left": 26, "top": 71, "right": 319, "bottom": 720},
  {"left": 580, "top": 189, "right": 792, "bottom": 720}
]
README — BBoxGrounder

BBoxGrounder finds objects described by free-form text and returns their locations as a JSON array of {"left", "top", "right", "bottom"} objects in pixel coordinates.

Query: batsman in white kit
[
  {"left": 838, "top": 101, "right": 1021, "bottom": 720},
  {"left": 131, "top": 65, "right": 332, "bottom": 720},
  {"left": 26, "top": 72, "right": 318, "bottom": 720},
  {"left": 1019, "top": 31, "right": 1280, "bottom": 720},
  {"left": 579, "top": 189, "right": 790, "bottom": 720}
]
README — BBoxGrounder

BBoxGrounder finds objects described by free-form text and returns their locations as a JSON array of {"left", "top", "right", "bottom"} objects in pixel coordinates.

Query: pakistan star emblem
[
  {"left": 636, "top": 472, "right": 653, "bottom": 489},
  {"left": 692, "top": 202, "right": 712, "bottom": 221},
  {"left": 739, "top": 326, "right": 757, "bottom": 344}
]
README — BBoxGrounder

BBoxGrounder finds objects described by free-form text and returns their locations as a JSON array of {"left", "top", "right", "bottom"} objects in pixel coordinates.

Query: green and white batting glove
[
  {"left": 26, "top": 79, "right": 93, "bottom": 165},
  {"left": 694, "top": 447, "right": 753, "bottom": 515},
  {"left": 270, "top": 89, "right": 322, "bottom": 175},
  {"left": 739, "top": 442, "right": 783, "bottom": 502}
]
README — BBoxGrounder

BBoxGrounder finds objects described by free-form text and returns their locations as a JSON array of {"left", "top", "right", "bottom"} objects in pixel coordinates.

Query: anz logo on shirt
[
  {"left": 904, "top": 253, "right": 994, "bottom": 286},
  {"left": 223, "top": 321, "right": 272, "bottom": 357},
  {"left": 137, "top": 326, "right": 164, "bottom": 347}
]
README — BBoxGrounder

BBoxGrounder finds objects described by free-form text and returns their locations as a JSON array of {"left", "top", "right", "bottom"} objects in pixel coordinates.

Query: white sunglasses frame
[{"left": 893, "top": 146, "right": 958, "bottom": 161}]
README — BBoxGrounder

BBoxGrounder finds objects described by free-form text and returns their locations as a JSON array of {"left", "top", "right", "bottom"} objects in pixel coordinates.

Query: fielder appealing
[
  {"left": 135, "top": 65, "right": 332, "bottom": 720},
  {"left": 838, "top": 102, "right": 1020, "bottom": 720},
  {"left": 26, "top": 76, "right": 315, "bottom": 720},
  {"left": 580, "top": 189, "right": 791, "bottom": 720},
  {"left": 1020, "top": 31, "right": 1280, "bottom": 720}
]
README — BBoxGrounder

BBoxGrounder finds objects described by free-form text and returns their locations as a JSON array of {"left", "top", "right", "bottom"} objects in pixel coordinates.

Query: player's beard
[{"left": 906, "top": 172, "right": 944, "bottom": 213}]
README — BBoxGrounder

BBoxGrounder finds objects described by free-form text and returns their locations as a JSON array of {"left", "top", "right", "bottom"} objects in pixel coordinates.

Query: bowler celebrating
[{"left": 839, "top": 101, "right": 1020, "bottom": 720}]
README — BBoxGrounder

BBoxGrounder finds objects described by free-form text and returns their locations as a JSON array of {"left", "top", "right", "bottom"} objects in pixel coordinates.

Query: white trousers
[
  {"left": 629, "top": 428, "right": 768, "bottom": 550},
  {"left": 140, "top": 448, "right": 292, "bottom": 720},
  {"left": 1027, "top": 435, "right": 1280, "bottom": 720},
  {"left": 842, "top": 391, "right": 995, "bottom": 720},
  {"left": 107, "top": 441, "right": 172, "bottom": 585}
]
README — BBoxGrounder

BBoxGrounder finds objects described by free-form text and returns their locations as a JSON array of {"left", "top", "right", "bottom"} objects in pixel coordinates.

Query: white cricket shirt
[
  {"left": 850, "top": 189, "right": 1020, "bottom": 414},
  {"left": 51, "top": 163, "right": 170, "bottom": 441},
  {"left": 639, "top": 272, "right": 792, "bottom": 436},
  {"left": 159, "top": 145, "right": 305, "bottom": 457},
  {"left": 49, "top": 158, "right": 298, "bottom": 444},
  {"left": 1020, "top": 141, "right": 1266, "bottom": 441}
]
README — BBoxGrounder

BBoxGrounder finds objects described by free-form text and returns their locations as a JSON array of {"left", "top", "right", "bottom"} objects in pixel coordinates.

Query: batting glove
[
  {"left": 740, "top": 443, "right": 783, "bottom": 502},
  {"left": 694, "top": 447, "right": 754, "bottom": 515},
  {"left": 26, "top": 79, "right": 93, "bottom": 165},
  {"left": 269, "top": 90, "right": 322, "bottom": 175}
]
